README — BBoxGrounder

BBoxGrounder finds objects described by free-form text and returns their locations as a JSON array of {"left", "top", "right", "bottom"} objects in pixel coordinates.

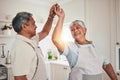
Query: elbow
[
  {"left": 45, "top": 31, "right": 49, "bottom": 36},
  {"left": 42, "top": 31, "right": 49, "bottom": 37},
  {"left": 52, "top": 36, "right": 61, "bottom": 47},
  {"left": 52, "top": 37, "right": 58, "bottom": 44}
]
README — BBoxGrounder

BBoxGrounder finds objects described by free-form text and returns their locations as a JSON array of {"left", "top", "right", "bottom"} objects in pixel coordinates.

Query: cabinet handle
[
  {"left": 116, "top": 42, "right": 119, "bottom": 45},
  {"left": 64, "top": 67, "right": 67, "bottom": 70},
  {"left": 117, "top": 72, "right": 120, "bottom": 76}
]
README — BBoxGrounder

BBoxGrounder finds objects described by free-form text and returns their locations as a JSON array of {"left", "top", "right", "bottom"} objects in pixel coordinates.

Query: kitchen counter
[
  {"left": 45, "top": 59, "right": 69, "bottom": 66},
  {"left": 0, "top": 59, "right": 69, "bottom": 80},
  {"left": 2, "top": 64, "right": 11, "bottom": 68},
  {"left": 45, "top": 59, "right": 70, "bottom": 80}
]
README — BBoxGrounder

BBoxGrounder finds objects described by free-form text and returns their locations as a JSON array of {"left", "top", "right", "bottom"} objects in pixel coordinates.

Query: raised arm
[
  {"left": 52, "top": 4, "right": 65, "bottom": 53},
  {"left": 38, "top": 4, "right": 56, "bottom": 41},
  {"left": 103, "top": 63, "right": 118, "bottom": 80}
]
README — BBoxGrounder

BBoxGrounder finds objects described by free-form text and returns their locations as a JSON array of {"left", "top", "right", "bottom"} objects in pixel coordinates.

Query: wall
[
  {"left": 85, "top": 0, "right": 116, "bottom": 67},
  {"left": 0, "top": 0, "right": 48, "bottom": 23},
  {"left": 114, "top": 0, "right": 120, "bottom": 75},
  {"left": 0, "top": 0, "right": 84, "bottom": 60},
  {"left": 0, "top": 0, "right": 84, "bottom": 23},
  {"left": 116, "top": 0, "right": 120, "bottom": 43}
]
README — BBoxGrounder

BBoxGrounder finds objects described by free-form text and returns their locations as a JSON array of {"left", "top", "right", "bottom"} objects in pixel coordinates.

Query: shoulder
[
  {"left": 65, "top": 41, "right": 77, "bottom": 48},
  {"left": 12, "top": 39, "right": 35, "bottom": 55},
  {"left": 14, "top": 39, "right": 30, "bottom": 48},
  {"left": 63, "top": 41, "right": 78, "bottom": 54}
]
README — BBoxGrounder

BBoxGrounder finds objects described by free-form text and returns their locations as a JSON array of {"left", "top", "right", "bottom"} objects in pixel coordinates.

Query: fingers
[
  {"left": 50, "top": 3, "right": 58, "bottom": 13},
  {"left": 49, "top": 4, "right": 56, "bottom": 18},
  {"left": 49, "top": 3, "right": 64, "bottom": 18},
  {"left": 54, "top": 4, "right": 61, "bottom": 13}
]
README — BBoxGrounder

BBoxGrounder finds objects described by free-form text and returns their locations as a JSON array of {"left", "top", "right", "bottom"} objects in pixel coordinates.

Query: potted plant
[{"left": 1, "top": 25, "right": 12, "bottom": 35}]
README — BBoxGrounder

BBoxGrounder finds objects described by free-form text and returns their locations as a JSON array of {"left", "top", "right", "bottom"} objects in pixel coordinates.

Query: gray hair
[
  {"left": 12, "top": 12, "right": 32, "bottom": 33},
  {"left": 70, "top": 20, "right": 86, "bottom": 28}
]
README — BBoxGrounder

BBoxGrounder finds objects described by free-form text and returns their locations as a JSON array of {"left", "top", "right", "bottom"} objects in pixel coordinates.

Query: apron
[
  {"left": 70, "top": 44, "right": 104, "bottom": 80},
  {"left": 25, "top": 41, "right": 48, "bottom": 80},
  {"left": 32, "top": 47, "right": 48, "bottom": 80}
]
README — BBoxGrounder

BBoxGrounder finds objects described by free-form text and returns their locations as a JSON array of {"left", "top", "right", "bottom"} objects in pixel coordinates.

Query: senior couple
[{"left": 11, "top": 3, "right": 118, "bottom": 80}]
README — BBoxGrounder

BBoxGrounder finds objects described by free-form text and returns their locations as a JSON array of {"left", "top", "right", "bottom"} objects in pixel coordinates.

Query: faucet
[{"left": 0, "top": 43, "right": 6, "bottom": 58}]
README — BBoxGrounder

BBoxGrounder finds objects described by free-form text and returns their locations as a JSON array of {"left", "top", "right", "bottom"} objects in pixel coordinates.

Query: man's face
[
  {"left": 70, "top": 23, "right": 86, "bottom": 40},
  {"left": 24, "top": 16, "right": 37, "bottom": 37}
]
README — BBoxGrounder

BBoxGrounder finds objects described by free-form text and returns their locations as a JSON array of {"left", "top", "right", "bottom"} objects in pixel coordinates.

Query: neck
[
  {"left": 19, "top": 32, "right": 32, "bottom": 39},
  {"left": 75, "top": 38, "right": 91, "bottom": 45}
]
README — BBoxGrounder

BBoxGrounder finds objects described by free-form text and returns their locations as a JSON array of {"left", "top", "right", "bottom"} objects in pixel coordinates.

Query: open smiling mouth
[{"left": 74, "top": 31, "right": 81, "bottom": 36}]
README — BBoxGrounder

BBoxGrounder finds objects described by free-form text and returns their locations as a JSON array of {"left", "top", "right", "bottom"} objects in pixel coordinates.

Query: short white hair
[{"left": 70, "top": 20, "right": 86, "bottom": 28}]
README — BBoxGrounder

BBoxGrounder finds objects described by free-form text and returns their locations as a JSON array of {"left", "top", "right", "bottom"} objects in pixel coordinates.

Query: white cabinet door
[
  {"left": 45, "top": 62, "right": 51, "bottom": 80},
  {"left": 8, "top": 67, "right": 14, "bottom": 80},
  {"left": 51, "top": 64, "right": 70, "bottom": 80},
  {"left": 102, "top": 73, "right": 111, "bottom": 80},
  {"left": 102, "top": 73, "right": 120, "bottom": 80}
]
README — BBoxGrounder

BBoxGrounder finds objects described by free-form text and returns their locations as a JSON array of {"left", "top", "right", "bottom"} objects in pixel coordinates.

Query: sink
[{"left": 0, "top": 64, "right": 7, "bottom": 80}]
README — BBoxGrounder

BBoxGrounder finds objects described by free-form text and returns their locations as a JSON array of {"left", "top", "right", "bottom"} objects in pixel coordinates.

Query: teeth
[
  {"left": 74, "top": 31, "right": 81, "bottom": 36},
  {"left": 74, "top": 33, "right": 79, "bottom": 36},
  {"left": 75, "top": 31, "right": 80, "bottom": 34}
]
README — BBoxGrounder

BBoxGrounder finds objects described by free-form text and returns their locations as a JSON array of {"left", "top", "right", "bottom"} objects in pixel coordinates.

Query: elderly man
[{"left": 11, "top": 4, "right": 60, "bottom": 80}]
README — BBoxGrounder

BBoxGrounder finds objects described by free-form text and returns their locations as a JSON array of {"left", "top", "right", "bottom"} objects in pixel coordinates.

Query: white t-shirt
[{"left": 11, "top": 34, "right": 39, "bottom": 80}]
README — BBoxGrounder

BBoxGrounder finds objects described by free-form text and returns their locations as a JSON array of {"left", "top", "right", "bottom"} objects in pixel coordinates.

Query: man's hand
[{"left": 49, "top": 4, "right": 57, "bottom": 18}]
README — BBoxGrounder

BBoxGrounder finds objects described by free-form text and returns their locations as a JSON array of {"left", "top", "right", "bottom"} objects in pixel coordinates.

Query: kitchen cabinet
[
  {"left": 118, "top": 75, "right": 120, "bottom": 80},
  {"left": 45, "top": 61, "right": 51, "bottom": 80},
  {"left": 50, "top": 63, "right": 70, "bottom": 80},
  {"left": 102, "top": 72, "right": 120, "bottom": 80},
  {"left": 102, "top": 72, "right": 111, "bottom": 80},
  {"left": 7, "top": 67, "right": 14, "bottom": 80}
]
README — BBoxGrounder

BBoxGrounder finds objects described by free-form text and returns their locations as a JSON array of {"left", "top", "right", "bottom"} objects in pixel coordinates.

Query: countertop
[
  {"left": 1, "top": 59, "right": 69, "bottom": 68},
  {"left": 45, "top": 59, "right": 69, "bottom": 66}
]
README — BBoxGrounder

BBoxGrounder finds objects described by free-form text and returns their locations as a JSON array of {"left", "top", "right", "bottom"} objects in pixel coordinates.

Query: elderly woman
[{"left": 52, "top": 8, "right": 118, "bottom": 80}]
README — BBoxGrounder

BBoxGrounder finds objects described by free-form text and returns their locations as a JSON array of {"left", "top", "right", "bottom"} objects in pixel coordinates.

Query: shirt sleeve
[
  {"left": 62, "top": 42, "right": 78, "bottom": 68},
  {"left": 62, "top": 42, "right": 69, "bottom": 56},
  {"left": 103, "top": 58, "right": 110, "bottom": 65}
]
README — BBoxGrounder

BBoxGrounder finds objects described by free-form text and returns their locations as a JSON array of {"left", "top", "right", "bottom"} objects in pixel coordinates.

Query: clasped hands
[{"left": 49, "top": 3, "right": 65, "bottom": 19}]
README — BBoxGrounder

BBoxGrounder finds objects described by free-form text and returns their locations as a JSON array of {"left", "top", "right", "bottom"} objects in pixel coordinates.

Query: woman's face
[{"left": 70, "top": 23, "right": 86, "bottom": 40}]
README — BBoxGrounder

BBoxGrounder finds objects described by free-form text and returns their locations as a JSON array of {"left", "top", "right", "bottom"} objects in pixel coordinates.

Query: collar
[
  {"left": 16, "top": 34, "right": 36, "bottom": 48},
  {"left": 75, "top": 41, "right": 95, "bottom": 48}
]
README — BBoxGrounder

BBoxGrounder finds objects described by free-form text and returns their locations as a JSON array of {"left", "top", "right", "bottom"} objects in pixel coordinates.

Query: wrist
[
  {"left": 47, "top": 16, "right": 54, "bottom": 21},
  {"left": 111, "top": 76, "right": 118, "bottom": 80},
  {"left": 48, "top": 15, "right": 54, "bottom": 19},
  {"left": 59, "top": 16, "right": 65, "bottom": 19}
]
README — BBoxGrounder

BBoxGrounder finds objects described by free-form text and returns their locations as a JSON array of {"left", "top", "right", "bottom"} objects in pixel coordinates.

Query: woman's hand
[{"left": 54, "top": 4, "right": 65, "bottom": 18}]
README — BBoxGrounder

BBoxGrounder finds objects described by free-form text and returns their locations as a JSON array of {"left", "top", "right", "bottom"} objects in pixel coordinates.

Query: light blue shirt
[{"left": 62, "top": 42, "right": 110, "bottom": 69}]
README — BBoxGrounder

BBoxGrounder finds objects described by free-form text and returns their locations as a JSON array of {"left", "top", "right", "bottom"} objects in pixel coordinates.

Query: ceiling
[{"left": 19, "top": 0, "right": 73, "bottom": 6}]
